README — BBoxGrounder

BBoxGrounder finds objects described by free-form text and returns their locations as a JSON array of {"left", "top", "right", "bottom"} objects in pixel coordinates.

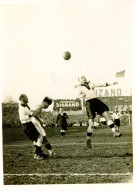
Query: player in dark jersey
[{"left": 56, "top": 108, "right": 68, "bottom": 139}]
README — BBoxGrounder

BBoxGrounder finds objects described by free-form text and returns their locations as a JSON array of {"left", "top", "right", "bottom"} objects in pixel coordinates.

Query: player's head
[
  {"left": 78, "top": 75, "right": 87, "bottom": 84},
  {"left": 19, "top": 94, "right": 28, "bottom": 104},
  {"left": 42, "top": 97, "right": 52, "bottom": 108}
]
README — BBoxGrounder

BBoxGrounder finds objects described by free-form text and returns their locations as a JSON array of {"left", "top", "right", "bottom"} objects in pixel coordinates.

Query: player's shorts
[
  {"left": 114, "top": 119, "right": 120, "bottom": 127},
  {"left": 22, "top": 122, "right": 40, "bottom": 141},
  {"left": 60, "top": 124, "right": 67, "bottom": 130},
  {"left": 101, "top": 121, "right": 107, "bottom": 125},
  {"left": 85, "top": 98, "right": 109, "bottom": 119}
]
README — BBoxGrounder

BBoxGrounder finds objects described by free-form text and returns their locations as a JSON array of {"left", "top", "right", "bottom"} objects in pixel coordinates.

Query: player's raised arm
[{"left": 92, "top": 82, "right": 118, "bottom": 88}]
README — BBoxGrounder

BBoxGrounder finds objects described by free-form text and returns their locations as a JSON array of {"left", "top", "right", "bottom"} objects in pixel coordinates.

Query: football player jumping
[{"left": 75, "top": 75, "right": 122, "bottom": 148}]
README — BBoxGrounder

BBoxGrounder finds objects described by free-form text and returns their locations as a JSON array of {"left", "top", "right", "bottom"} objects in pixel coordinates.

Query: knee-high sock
[
  {"left": 43, "top": 136, "right": 52, "bottom": 150},
  {"left": 34, "top": 145, "right": 43, "bottom": 155}
]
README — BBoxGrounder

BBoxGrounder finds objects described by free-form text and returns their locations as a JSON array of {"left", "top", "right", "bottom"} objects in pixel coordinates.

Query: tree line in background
[{"left": 2, "top": 103, "right": 88, "bottom": 128}]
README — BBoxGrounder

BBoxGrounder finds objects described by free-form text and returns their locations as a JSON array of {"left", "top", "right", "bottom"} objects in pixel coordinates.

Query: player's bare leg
[
  {"left": 60, "top": 129, "right": 66, "bottom": 139},
  {"left": 86, "top": 119, "right": 94, "bottom": 148},
  {"left": 102, "top": 111, "right": 122, "bottom": 137}
]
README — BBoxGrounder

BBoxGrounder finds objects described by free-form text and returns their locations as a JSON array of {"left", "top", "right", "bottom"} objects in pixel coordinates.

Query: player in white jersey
[
  {"left": 31, "top": 97, "right": 55, "bottom": 157},
  {"left": 112, "top": 108, "right": 122, "bottom": 131},
  {"left": 19, "top": 94, "right": 48, "bottom": 160},
  {"left": 75, "top": 76, "right": 122, "bottom": 148}
]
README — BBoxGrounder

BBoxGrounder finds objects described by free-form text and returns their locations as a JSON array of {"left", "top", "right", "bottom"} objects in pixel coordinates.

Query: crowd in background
[{"left": 2, "top": 103, "right": 132, "bottom": 128}]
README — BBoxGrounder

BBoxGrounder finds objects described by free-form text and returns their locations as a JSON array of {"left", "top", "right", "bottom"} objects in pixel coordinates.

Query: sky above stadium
[{"left": 0, "top": 0, "right": 134, "bottom": 108}]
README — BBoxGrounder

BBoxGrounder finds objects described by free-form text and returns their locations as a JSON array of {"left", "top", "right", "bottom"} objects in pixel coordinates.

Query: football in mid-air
[{"left": 63, "top": 51, "right": 71, "bottom": 60}]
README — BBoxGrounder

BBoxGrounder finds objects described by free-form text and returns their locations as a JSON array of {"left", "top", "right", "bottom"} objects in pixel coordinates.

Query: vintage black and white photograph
[{"left": 0, "top": 0, "right": 134, "bottom": 188}]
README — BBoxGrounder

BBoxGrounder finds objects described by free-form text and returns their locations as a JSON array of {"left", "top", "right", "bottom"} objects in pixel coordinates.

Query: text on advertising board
[
  {"left": 95, "top": 88, "right": 122, "bottom": 97},
  {"left": 54, "top": 99, "right": 81, "bottom": 108}
]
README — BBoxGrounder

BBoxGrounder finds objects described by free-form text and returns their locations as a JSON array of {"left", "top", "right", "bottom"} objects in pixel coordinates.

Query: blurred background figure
[
  {"left": 100, "top": 116, "right": 107, "bottom": 129},
  {"left": 112, "top": 108, "right": 122, "bottom": 132},
  {"left": 56, "top": 108, "right": 68, "bottom": 139}
]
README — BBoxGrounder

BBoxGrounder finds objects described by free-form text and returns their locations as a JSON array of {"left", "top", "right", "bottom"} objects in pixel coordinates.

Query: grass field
[{"left": 2, "top": 125, "right": 133, "bottom": 185}]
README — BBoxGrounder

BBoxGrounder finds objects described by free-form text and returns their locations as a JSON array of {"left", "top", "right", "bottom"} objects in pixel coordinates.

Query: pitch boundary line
[
  {"left": 4, "top": 173, "right": 132, "bottom": 177},
  {"left": 3, "top": 142, "right": 132, "bottom": 147}
]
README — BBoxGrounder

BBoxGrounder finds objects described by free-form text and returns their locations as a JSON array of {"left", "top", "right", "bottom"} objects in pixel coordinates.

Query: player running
[{"left": 75, "top": 75, "right": 122, "bottom": 148}]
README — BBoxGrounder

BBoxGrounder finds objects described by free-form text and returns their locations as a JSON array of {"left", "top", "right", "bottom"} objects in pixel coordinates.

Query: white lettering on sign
[
  {"left": 117, "top": 89, "right": 121, "bottom": 96},
  {"left": 55, "top": 100, "right": 80, "bottom": 108},
  {"left": 95, "top": 88, "right": 122, "bottom": 97}
]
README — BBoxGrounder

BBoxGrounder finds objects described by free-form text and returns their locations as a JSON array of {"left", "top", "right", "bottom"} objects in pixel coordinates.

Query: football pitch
[{"left": 2, "top": 125, "right": 133, "bottom": 185}]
